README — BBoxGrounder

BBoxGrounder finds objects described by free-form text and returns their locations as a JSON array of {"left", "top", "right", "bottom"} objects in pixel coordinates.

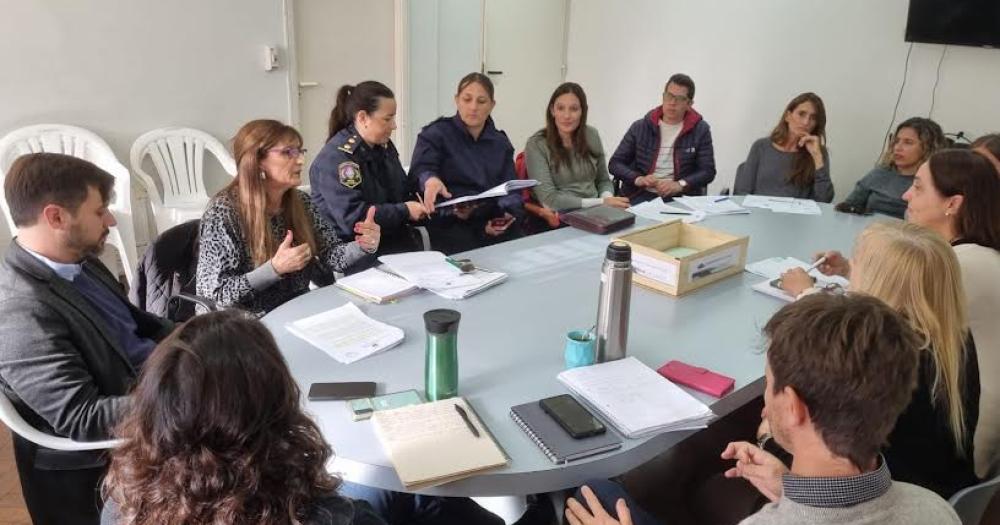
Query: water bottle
[
  {"left": 424, "top": 309, "right": 461, "bottom": 401},
  {"left": 595, "top": 241, "right": 632, "bottom": 362}
]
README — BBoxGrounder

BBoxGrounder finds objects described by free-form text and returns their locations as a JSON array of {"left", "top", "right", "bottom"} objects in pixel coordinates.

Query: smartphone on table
[
  {"left": 308, "top": 382, "right": 376, "bottom": 401},
  {"left": 539, "top": 394, "right": 606, "bottom": 439}
]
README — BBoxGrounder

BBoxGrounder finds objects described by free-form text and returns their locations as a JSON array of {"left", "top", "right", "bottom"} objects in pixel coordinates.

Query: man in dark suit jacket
[{"left": 0, "top": 153, "right": 173, "bottom": 525}]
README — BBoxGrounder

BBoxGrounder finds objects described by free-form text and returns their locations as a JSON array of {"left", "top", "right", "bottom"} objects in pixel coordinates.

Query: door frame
[{"left": 281, "top": 0, "right": 409, "bottom": 158}]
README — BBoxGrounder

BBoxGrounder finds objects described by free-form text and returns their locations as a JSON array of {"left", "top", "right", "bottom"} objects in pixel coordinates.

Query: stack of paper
[
  {"left": 674, "top": 196, "right": 750, "bottom": 215},
  {"left": 436, "top": 179, "right": 538, "bottom": 207},
  {"left": 378, "top": 251, "right": 507, "bottom": 300},
  {"left": 557, "top": 357, "right": 715, "bottom": 439},
  {"left": 745, "top": 256, "right": 849, "bottom": 302},
  {"left": 372, "top": 397, "right": 509, "bottom": 489},
  {"left": 627, "top": 199, "right": 706, "bottom": 224},
  {"left": 335, "top": 267, "right": 419, "bottom": 304},
  {"left": 741, "top": 195, "right": 822, "bottom": 215},
  {"left": 286, "top": 303, "right": 404, "bottom": 364}
]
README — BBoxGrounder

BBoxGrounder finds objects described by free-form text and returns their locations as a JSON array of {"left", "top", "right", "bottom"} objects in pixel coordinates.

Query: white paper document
[
  {"left": 286, "top": 303, "right": 404, "bottom": 364},
  {"left": 741, "top": 195, "right": 822, "bottom": 215},
  {"left": 673, "top": 196, "right": 750, "bottom": 215},
  {"left": 435, "top": 179, "right": 538, "bottom": 208},
  {"left": 627, "top": 199, "right": 706, "bottom": 224},
  {"left": 557, "top": 357, "right": 715, "bottom": 439},
  {"left": 746, "top": 256, "right": 849, "bottom": 302},
  {"left": 378, "top": 251, "right": 507, "bottom": 300}
]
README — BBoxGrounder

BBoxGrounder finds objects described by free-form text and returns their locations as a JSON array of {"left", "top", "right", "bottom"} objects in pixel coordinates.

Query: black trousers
[
  {"left": 12, "top": 433, "right": 105, "bottom": 525},
  {"left": 425, "top": 220, "right": 523, "bottom": 256}
]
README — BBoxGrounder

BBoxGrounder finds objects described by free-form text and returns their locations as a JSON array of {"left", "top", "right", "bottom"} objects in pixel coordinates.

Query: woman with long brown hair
[
  {"left": 525, "top": 82, "right": 628, "bottom": 212},
  {"left": 733, "top": 92, "right": 834, "bottom": 202},
  {"left": 101, "top": 309, "right": 386, "bottom": 524},
  {"left": 196, "top": 119, "right": 380, "bottom": 315}
]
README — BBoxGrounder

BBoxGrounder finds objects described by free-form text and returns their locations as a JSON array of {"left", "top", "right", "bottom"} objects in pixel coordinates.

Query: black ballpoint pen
[{"left": 454, "top": 404, "right": 480, "bottom": 438}]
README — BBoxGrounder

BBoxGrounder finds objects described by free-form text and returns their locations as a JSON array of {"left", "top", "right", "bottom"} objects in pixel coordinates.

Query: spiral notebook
[{"left": 509, "top": 401, "right": 622, "bottom": 464}]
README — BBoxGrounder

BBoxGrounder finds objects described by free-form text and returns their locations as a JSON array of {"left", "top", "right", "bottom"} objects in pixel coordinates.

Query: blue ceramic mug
[{"left": 564, "top": 329, "right": 596, "bottom": 369}]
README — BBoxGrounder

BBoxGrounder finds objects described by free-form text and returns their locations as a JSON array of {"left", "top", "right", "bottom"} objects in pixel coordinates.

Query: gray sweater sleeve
[
  {"left": 304, "top": 194, "right": 368, "bottom": 272},
  {"left": 812, "top": 149, "right": 834, "bottom": 203},
  {"left": 592, "top": 130, "right": 615, "bottom": 197},
  {"left": 841, "top": 169, "right": 876, "bottom": 209},
  {"left": 733, "top": 140, "right": 763, "bottom": 195}
]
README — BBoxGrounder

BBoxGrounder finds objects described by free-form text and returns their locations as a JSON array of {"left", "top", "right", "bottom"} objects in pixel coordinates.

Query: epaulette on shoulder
[{"left": 336, "top": 134, "right": 360, "bottom": 154}]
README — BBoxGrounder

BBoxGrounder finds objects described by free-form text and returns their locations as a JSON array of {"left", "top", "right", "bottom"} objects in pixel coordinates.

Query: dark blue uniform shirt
[
  {"left": 408, "top": 114, "right": 522, "bottom": 219},
  {"left": 310, "top": 125, "right": 418, "bottom": 254}
]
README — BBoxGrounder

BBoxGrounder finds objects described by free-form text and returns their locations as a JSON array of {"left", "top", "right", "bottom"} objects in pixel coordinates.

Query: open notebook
[
  {"left": 372, "top": 397, "right": 508, "bottom": 490},
  {"left": 335, "top": 267, "right": 419, "bottom": 304},
  {"left": 557, "top": 357, "right": 715, "bottom": 439}
]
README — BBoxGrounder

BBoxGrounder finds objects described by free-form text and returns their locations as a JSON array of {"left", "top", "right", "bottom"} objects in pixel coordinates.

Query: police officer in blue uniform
[
  {"left": 409, "top": 73, "right": 523, "bottom": 255},
  {"left": 310, "top": 81, "right": 427, "bottom": 272}
]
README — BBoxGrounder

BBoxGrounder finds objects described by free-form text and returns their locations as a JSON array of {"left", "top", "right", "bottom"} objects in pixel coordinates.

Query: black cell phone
[
  {"left": 308, "top": 382, "right": 376, "bottom": 401},
  {"left": 539, "top": 394, "right": 606, "bottom": 439}
]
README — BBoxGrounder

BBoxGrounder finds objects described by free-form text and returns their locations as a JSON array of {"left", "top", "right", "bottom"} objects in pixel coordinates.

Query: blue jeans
[
  {"left": 339, "top": 481, "right": 503, "bottom": 525},
  {"left": 574, "top": 479, "right": 662, "bottom": 525}
]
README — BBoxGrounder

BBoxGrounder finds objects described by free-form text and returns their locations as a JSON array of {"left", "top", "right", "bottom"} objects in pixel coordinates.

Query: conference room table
[{"left": 261, "top": 199, "right": 881, "bottom": 500}]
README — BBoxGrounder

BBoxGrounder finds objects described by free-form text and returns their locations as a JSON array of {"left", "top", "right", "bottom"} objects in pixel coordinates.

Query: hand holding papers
[
  {"left": 746, "top": 256, "right": 848, "bottom": 302},
  {"left": 435, "top": 180, "right": 538, "bottom": 208},
  {"left": 286, "top": 303, "right": 404, "bottom": 364}
]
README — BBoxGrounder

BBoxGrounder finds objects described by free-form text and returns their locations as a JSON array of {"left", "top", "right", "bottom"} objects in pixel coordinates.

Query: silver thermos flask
[{"left": 595, "top": 241, "right": 632, "bottom": 362}]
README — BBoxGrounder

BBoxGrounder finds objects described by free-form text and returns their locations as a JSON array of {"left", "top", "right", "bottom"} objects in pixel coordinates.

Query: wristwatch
[{"left": 678, "top": 179, "right": 688, "bottom": 189}]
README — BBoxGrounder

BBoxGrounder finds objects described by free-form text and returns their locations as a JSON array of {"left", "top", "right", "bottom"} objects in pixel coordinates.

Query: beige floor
[{"left": 0, "top": 425, "right": 31, "bottom": 525}]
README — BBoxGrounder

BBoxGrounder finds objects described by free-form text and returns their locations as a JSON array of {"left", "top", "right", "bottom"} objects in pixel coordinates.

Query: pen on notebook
[
  {"left": 805, "top": 256, "right": 827, "bottom": 273},
  {"left": 659, "top": 211, "right": 692, "bottom": 215},
  {"left": 713, "top": 196, "right": 729, "bottom": 202},
  {"left": 454, "top": 404, "right": 480, "bottom": 438}
]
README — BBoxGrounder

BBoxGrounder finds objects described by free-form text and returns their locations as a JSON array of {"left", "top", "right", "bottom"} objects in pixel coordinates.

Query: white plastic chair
[
  {"left": 0, "top": 124, "right": 138, "bottom": 286},
  {"left": 0, "top": 391, "right": 122, "bottom": 451},
  {"left": 950, "top": 474, "right": 1000, "bottom": 525},
  {"left": 130, "top": 127, "right": 236, "bottom": 234}
]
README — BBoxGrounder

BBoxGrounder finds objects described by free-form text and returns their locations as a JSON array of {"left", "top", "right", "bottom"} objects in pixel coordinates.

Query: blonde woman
[
  {"left": 780, "top": 222, "right": 979, "bottom": 498},
  {"left": 197, "top": 120, "right": 381, "bottom": 316}
]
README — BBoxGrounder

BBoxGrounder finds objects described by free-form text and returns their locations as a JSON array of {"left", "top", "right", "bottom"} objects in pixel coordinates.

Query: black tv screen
[{"left": 905, "top": 0, "right": 1000, "bottom": 48}]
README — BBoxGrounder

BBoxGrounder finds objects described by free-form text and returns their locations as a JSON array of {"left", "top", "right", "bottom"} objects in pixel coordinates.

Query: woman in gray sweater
[
  {"left": 734, "top": 92, "right": 834, "bottom": 202},
  {"left": 525, "top": 82, "right": 629, "bottom": 211},
  {"left": 836, "top": 117, "right": 945, "bottom": 218}
]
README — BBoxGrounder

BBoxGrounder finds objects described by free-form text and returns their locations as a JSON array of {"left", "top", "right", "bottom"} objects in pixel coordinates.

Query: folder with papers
[
  {"left": 435, "top": 180, "right": 538, "bottom": 208},
  {"left": 378, "top": 251, "right": 507, "bottom": 300},
  {"left": 557, "top": 357, "right": 715, "bottom": 439}
]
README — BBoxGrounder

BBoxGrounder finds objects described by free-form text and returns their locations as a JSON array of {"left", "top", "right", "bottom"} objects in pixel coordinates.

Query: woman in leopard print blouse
[{"left": 196, "top": 120, "right": 381, "bottom": 316}]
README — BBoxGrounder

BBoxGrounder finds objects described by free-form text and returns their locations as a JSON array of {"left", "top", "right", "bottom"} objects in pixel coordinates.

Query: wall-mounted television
[{"left": 905, "top": 0, "right": 1000, "bottom": 48}]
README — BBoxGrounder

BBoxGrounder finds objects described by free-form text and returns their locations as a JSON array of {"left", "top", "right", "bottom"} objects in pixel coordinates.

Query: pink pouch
[{"left": 657, "top": 360, "right": 735, "bottom": 398}]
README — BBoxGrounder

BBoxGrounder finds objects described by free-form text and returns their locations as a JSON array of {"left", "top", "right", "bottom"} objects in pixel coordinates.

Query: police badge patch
[{"left": 338, "top": 161, "right": 362, "bottom": 188}]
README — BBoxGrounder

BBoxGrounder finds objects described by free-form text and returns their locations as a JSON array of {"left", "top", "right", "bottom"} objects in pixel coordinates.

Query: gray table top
[{"left": 261, "top": 200, "right": 882, "bottom": 496}]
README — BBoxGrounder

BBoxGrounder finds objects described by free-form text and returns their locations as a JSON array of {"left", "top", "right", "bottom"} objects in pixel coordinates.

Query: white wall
[
  {"left": 567, "top": 0, "right": 1000, "bottom": 197},
  {"left": 406, "top": 0, "right": 483, "bottom": 163},
  {"left": 0, "top": 0, "right": 292, "bottom": 247}
]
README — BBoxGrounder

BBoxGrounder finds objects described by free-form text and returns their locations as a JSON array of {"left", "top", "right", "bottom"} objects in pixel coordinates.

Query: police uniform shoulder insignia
[
  {"left": 338, "top": 161, "right": 362, "bottom": 189},
  {"left": 337, "top": 134, "right": 360, "bottom": 154}
]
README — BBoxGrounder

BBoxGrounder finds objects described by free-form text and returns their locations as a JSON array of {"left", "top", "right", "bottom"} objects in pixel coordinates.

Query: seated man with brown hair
[
  {"left": 566, "top": 293, "right": 961, "bottom": 525},
  {"left": 0, "top": 153, "right": 173, "bottom": 525}
]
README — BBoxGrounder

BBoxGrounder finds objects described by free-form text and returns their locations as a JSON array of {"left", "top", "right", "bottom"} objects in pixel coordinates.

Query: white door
[
  {"left": 291, "top": 0, "right": 396, "bottom": 173},
  {"left": 482, "top": 0, "right": 568, "bottom": 155}
]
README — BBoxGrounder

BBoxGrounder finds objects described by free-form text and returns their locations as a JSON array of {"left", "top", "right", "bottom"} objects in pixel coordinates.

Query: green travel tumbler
[{"left": 424, "top": 309, "right": 460, "bottom": 401}]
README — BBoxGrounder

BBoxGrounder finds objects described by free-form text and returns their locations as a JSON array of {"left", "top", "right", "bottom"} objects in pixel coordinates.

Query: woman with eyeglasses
[
  {"left": 733, "top": 92, "right": 834, "bottom": 202},
  {"left": 311, "top": 81, "right": 426, "bottom": 271},
  {"left": 408, "top": 72, "right": 522, "bottom": 255},
  {"left": 196, "top": 119, "right": 380, "bottom": 316},
  {"left": 835, "top": 117, "right": 945, "bottom": 218}
]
